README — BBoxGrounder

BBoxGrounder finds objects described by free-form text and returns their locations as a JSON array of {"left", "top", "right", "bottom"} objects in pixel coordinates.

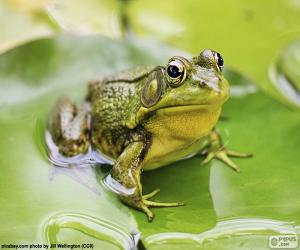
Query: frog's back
[{"left": 88, "top": 66, "right": 154, "bottom": 158}]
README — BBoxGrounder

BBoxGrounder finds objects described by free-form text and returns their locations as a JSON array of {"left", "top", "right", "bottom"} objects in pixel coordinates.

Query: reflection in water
[
  {"left": 145, "top": 218, "right": 299, "bottom": 247},
  {"left": 45, "top": 131, "right": 113, "bottom": 168},
  {"left": 46, "top": 129, "right": 138, "bottom": 197},
  {"left": 44, "top": 214, "right": 299, "bottom": 249},
  {"left": 48, "top": 164, "right": 102, "bottom": 195},
  {"left": 46, "top": 129, "right": 115, "bottom": 195},
  {"left": 104, "top": 174, "right": 136, "bottom": 196},
  {"left": 43, "top": 212, "right": 140, "bottom": 250},
  {"left": 44, "top": 128, "right": 141, "bottom": 249}
]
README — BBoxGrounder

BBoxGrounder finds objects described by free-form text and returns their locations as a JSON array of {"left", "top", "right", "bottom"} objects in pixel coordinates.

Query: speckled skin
[
  {"left": 87, "top": 67, "right": 153, "bottom": 159},
  {"left": 48, "top": 50, "right": 251, "bottom": 221}
]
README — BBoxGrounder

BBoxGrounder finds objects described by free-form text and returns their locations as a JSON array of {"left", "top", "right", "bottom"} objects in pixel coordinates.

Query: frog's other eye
[
  {"left": 166, "top": 59, "right": 186, "bottom": 87},
  {"left": 197, "top": 49, "right": 224, "bottom": 72},
  {"left": 214, "top": 52, "right": 224, "bottom": 72}
]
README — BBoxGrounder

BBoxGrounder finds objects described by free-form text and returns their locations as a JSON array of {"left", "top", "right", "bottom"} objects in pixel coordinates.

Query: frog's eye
[
  {"left": 197, "top": 49, "right": 224, "bottom": 72},
  {"left": 166, "top": 59, "right": 186, "bottom": 87},
  {"left": 214, "top": 52, "right": 224, "bottom": 72}
]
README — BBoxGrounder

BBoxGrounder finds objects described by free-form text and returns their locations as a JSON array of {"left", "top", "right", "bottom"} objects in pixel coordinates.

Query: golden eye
[{"left": 166, "top": 59, "right": 186, "bottom": 87}]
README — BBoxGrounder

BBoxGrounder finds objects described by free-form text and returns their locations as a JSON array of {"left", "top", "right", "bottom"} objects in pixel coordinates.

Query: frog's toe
[
  {"left": 142, "top": 190, "right": 184, "bottom": 207},
  {"left": 143, "top": 199, "right": 185, "bottom": 207},
  {"left": 201, "top": 152, "right": 215, "bottom": 165},
  {"left": 121, "top": 190, "right": 183, "bottom": 221},
  {"left": 226, "top": 149, "right": 253, "bottom": 158},
  {"left": 140, "top": 203, "right": 154, "bottom": 222},
  {"left": 215, "top": 151, "right": 241, "bottom": 172},
  {"left": 140, "top": 194, "right": 184, "bottom": 221},
  {"left": 142, "top": 188, "right": 160, "bottom": 199},
  {"left": 201, "top": 149, "right": 246, "bottom": 172}
]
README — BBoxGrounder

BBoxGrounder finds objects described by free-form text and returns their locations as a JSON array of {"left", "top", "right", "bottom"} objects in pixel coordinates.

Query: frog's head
[
  {"left": 127, "top": 49, "right": 230, "bottom": 129},
  {"left": 141, "top": 49, "right": 229, "bottom": 109}
]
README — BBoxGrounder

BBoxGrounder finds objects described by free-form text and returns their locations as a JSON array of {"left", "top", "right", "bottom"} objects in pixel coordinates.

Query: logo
[{"left": 269, "top": 235, "right": 298, "bottom": 249}]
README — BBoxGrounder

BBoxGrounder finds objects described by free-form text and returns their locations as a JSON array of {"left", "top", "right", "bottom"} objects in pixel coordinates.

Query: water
[
  {"left": 145, "top": 218, "right": 300, "bottom": 249},
  {"left": 43, "top": 212, "right": 300, "bottom": 249},
  {"left": 43, "top": 212, "right": 140, "bottom": 250},
  {"left": 45, "top": 130, "right": 113, "bottom": 168},
  {"left": 44, "top": 130, "right": 141, "bottom": 249},
  {"left": 104, "top": 174, "right": 137, "bottom": 196},
  {"left": 44, "top": 126, "right": 113, "bottom": 195},
  {"left": 45, "top": 129, "right": 139, "bottom": 197}
]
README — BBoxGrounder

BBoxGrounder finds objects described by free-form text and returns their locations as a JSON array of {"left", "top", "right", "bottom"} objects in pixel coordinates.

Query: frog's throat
[{"left": 125, "top": 104, "right": 220, "bottom": 129}]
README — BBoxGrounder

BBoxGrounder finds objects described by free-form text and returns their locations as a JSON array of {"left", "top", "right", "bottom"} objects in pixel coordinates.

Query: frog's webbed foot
[
  {"left": 47, "top": 96, "right": 90, "bottom": 157},
  {"left": 122, "top": 189, "right": 184, "bottom": 222},
  {"left": 201, "top": 130, "right": 252, "bottom": 172},
  {"left": 142, "top": 200, "right": 184, "bottom": 222},
  {"left": 142, "top": 189, "right": 184, "bottom": 207},
  {"left": 201, "top": 149, "right": 252, "bottom": 172}
]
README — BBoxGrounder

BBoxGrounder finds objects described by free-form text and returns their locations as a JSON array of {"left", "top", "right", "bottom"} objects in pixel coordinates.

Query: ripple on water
[
  {"left": 145, "top": 217, "right": 300, "bottom": 248},
  {"left": 45, "top": 130, "right": 113, "bottom": 168},
  {"left": 45, "top": 130, "right": 136, "bottom": 197},
  {"left": 43, "top": 212, "right": 140, "bottom": 250}
]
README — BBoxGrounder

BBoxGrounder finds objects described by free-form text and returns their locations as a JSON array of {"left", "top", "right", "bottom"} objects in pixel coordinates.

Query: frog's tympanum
[{"left": 48, "top": 49, "right": 251, "bottom": 221}]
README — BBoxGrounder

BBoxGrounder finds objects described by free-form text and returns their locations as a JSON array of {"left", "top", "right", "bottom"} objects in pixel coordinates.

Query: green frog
[{"left": 47, "top": 49, "right": 251, "bottom": 221}]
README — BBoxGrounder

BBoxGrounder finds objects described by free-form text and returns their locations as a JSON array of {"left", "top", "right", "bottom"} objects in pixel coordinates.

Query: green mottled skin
[
  {"left": 48, "top": 49, "right": 251, "bottom": 221},
  {"left": 88, "top": 68, "right": 149, "bottom": 159}
]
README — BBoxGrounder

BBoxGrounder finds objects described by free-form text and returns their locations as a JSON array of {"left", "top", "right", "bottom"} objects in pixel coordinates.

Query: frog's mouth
[{"left": 131, "top": 103, "right": 221, "bottom": 130}]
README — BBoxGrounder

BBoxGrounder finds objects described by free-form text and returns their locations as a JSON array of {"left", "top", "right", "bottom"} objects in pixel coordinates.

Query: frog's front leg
[
  {"left": 47, "top": 96, "right": 90, "bottom": 157},
  {"left": 201, "top": 130, "right": 252, "bottom": 172},
  {"left": 111, "top": 140, "right": 184, "bottom": 222}
]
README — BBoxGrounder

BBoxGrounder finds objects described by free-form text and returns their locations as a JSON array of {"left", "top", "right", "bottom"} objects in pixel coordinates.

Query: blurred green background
[{"left": 0, "top": 0, "right": 300, "bottom": 249}]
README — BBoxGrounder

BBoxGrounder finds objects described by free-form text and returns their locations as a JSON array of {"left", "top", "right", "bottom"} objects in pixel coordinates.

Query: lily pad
[
  {"left": 0, "top": 1, "right": 56, "bottom": 53},
  {"left": 126, "top": 0, "right": 300, "bottom": 107},
  {"left": 0, "top": 35, "right": 299, "bottom": 250}
]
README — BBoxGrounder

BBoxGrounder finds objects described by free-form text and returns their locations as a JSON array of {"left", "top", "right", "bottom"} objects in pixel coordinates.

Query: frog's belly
[{"left": 143, "top": 134, "right": 210, "bottom": 171}]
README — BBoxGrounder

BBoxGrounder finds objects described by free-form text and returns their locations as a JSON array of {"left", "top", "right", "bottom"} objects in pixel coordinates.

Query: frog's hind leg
[
  {"left": 201, "top": 130, "right": 252, "bottom": 172},
  {"left": 110, "top": 140, "right": 184, "bottom": 222},
  {"left": 47, "top": 96, "right": 90, "bottom": 157}
]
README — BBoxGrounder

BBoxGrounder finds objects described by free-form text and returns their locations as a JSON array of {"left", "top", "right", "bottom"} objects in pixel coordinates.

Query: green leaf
[
  {"left": 0, "top": 1, "right": 56, "bottom": 53},
  {"left": 45, "top": 0, "right": 121, "bottom": 37},
  {"left": 126, "top": 0, "right": 300, "bottom": 108},
  {"left": 0, "top": 35, "right": 299, "bottom": 249}
]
